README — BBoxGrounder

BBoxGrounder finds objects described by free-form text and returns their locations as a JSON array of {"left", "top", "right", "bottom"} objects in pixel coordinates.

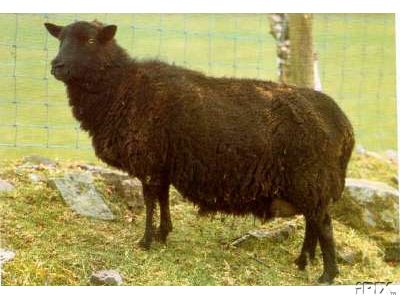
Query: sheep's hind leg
[
  {"left": 138, "top": 183, "right": 157, "bottom": 249},
  {"left": 316, "top": 213, "right": 339, "bottom": 283},
  {"left": 295, "top": 217, "right": 318, "bottom": 270},
  {"left": 307, "top": 228, "right": 318, "bottom": 261}
]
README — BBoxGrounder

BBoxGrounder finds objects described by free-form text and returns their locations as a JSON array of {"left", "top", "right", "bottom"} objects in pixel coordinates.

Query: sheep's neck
[{"left": 65, "top": 65, "right": 131, "bottom": 135}]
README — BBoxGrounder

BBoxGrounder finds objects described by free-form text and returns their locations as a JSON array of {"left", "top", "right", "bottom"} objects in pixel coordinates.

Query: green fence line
[{"left": 0, "top": 13, "right": 396, "bottom": 160}]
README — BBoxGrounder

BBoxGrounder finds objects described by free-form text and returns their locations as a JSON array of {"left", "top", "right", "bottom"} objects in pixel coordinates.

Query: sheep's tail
[
  {"left": 340, "top": 121, "right": 355, "bottom": 171},
  {"left": 333, "top": 124, "right": 355, "bottom": 202}
]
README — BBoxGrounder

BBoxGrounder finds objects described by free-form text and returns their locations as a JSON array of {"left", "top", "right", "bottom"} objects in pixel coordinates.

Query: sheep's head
[{"left": 44, "top": 20, "right": 118, "bottom": 83}]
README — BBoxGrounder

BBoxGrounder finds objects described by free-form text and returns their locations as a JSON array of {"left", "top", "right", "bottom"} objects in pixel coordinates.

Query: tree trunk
[{"left": 268, "top": 14, "right": 290, "bottom": 83}]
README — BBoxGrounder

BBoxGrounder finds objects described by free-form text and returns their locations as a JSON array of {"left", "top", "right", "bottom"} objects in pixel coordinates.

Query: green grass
[
  {"left": 0, "top": 154, "right": 399, "bottom": 285},
  {"left": 0, "top": 13, "right": 397, "bottom": 161}
]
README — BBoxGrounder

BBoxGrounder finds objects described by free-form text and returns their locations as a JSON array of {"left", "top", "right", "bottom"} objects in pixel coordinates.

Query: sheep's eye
[{"left": 88, "top": 38, "right": 96, "bottom": 44}]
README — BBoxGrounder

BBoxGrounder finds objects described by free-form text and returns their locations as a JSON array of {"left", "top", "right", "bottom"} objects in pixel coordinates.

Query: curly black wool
[{"left": 45, "top": 20, "right": 355, "bottom": 283}]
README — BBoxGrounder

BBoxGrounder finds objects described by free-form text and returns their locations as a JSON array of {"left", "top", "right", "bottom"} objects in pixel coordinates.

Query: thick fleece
[{"left": 45, "top": 20, "right": 355, "bottom": 283}]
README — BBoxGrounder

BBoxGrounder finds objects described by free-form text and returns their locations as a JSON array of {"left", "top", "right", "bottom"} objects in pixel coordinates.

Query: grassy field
[
  {"left": 0, "top": 13, "right": 397, "bottom": 161},
  {"left": 0, "top": 153, "right": 399, "bottom": 285}
]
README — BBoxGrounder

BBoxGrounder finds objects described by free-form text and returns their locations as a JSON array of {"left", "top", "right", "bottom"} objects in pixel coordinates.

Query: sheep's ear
[
  {"left": 98, "top": 25, "right": 117, "bottom": 43},
  {"left": 44, "top": 23, "right": 63, "bottom": 39}
]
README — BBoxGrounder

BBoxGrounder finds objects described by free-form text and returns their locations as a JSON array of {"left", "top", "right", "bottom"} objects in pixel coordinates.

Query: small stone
[
  {"left": 90, "top": 270, "right": 123, "bottom": 286},
  {"left": 385, "top": 149, "right": 398, "bottom": 164},
  {"left": 0, "top": 249, "right": 15, "bottom": 264},
  {"left": 0, "top": 179, "right": 14, "bottom": 193},
  {"left": 28, "top": 173, "right": 45, "bottom": 183},
  {"left": 337, "top": 247, "right": 363, "bottom": 265},
  {"left": 22, "top": 155, "right": 56, "bottom": 167},
  {"left": 355, "top": 145, "right": 366, "bottom": 155},
  {"left": 76, "top": 163, "right": 105, "bottom": 173}
]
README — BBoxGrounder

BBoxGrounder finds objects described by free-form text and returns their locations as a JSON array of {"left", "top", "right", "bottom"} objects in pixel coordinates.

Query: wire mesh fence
[{"left": 0, "top": 13, "right": 396, "bottom": 160}]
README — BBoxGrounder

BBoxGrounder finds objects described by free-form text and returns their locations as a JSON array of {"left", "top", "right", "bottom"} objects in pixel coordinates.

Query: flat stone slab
[
  {"left": 0, "top": 179, "right": 14, "bottom": 193},
  {"left": 248, "top": 223, "right": 297, "bottom": 241},
  {"left": 0, "top": 249, "right": 15, "bottom": 264},
  {"left": 231, "top": 219, "right": 301, "bottom": 246},
  {"left": 82, "top": 165, "right": 144, "bottom": 211},
  {"left": 90, "top": 270, "right": 123, "bottom": 286},
  {"left": 50, "top": 172, "right": 115, "bottom": 220}
]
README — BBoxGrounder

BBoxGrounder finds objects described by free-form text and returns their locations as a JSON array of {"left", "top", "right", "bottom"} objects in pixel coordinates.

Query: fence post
[{"left": 287, "top": 13, "right": 315, "bottom": 89}]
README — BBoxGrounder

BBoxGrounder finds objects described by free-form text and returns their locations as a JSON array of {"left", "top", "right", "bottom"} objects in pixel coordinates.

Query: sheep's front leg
[
  {"left": 139, "top": 183, "right": 158, "bottom": 249},
  {"left": 139, "top": 178, "right": 171, "bottom": 249}
]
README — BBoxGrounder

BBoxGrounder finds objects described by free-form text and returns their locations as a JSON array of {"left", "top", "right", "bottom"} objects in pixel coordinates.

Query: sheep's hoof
[
  {"left": 318, "top": 269, "right": 339, "bottom": 284},
  {"left": 294, "top": 255, "right": 307, "bottom": 271},
  {"left": 153, "top": 229, "right": 168, "bottom": 243},
  {"left": 138, "top": 237, "right": 152, "bottom": 250},
  {"left": 154, "top": 222, "right": 172, "bottom": 243}
]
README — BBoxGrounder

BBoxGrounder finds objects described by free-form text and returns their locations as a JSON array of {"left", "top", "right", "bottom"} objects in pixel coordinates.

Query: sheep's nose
[
  {"left": 51, "top": 61, "right": 65, "bottom": 75},
  {"left": 54, "top": 61, "right": 65, "bottom": 68}
]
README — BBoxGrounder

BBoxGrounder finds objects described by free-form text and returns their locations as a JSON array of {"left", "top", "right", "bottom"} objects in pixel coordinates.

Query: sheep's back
[{"left": 137, "top": 62, "right": 354, "bottom": 213}]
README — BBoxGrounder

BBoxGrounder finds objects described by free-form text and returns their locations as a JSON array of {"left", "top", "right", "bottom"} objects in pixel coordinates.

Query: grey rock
[
  {"left": 362, "top": 209, "right": 377, "bottom": 228},
  {"left": 90, "top": 166, "right": 144, "bottom": 210},
  {"left": 115, "top": 178, "right": 144, "bottom": 209},
  {"left": 0, "top": 249, "right": 15, "bottom": 264},
  {"left": 333, "top": 178, "right": 399, "bottom": 233},
  {"left": 332, "top": 178, "right": 399, "bottom": 262},
  {"left": 0, "top": 179, "right": 14, "bottom": 193},
  {"left": 337, "top": 247, "right": 363, "bottom": 265},
  {"left": 77, "top": 164, "right": 130, "bottom": 185},
  {"left": 230, "top": 233, "right": 251, "bottom": 247},
  {"left": 73, "top": 164, "right": 144, "bottom": 210},
  {"left": 248, "top": 222, "right": 298, "bottom": 242},
  {"left": 15, "top": 164, "right": 41, "bottom": 175},
  {"left": 94, "top": 169, "right": 129, "bottom": 184},
  {"left": 22, "top": 155, "right": 56, "bottom": 167},
  {"left": 90, "top": 270, "right": 123, "bottom": 286},
  {"left": 49, "top": 172, "right": 114, "bottom": 220},
  {"left": 231, "top": 219, "right": 301, "bottom": 246}
]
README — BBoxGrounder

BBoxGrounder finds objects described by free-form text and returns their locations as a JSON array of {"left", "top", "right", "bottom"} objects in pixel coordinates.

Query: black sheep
[{"left": 44, "top": 20, "right": 355, "bottom": 283}]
